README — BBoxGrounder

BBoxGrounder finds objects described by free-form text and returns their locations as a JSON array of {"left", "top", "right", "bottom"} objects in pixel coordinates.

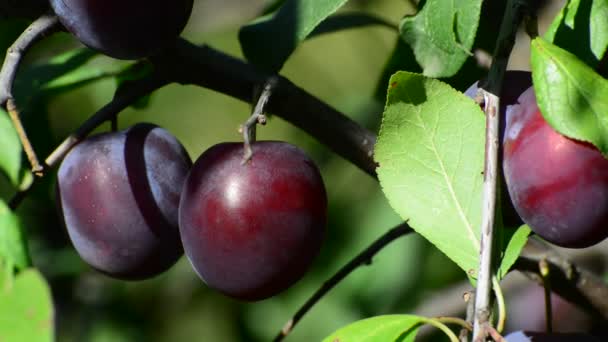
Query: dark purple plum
[
  {"left": 503, "top": 87, "right": 608, "bottom": 248},
  {"left": 57, "top": 123, "right": 191, "bottom": 280},
  {"left": 179, "top": 142, "right": 327, "bottom": 301},
  {"left": 50, "top": 0, "right": 193, "bottom": 59}
]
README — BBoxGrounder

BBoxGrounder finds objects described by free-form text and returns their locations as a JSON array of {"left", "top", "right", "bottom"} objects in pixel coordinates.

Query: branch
[
  {"left": 273, "top": 223, "right": 412, "bottom": 342},
  {"left": 474, "top": 1, "right": 530, "bottom": 339},
  {"left": 515, "top": 239, "right": 608, "bottom": 321},
  {"left": 0, "top": 13, "right": 60, "bottom": 175},
  {"left": 7, "top": 36, "right": 608, "bottom": 330}
]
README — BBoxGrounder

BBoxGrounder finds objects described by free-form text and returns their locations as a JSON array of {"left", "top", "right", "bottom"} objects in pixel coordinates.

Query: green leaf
[
  {"left": 497, "top": 225, "right": 531, "bottom": 279},
  {"left": 0, "top": 109, "right": 21, "bottom": 185},
  {"left": 375, "top": 71, "right": 485, "bottom": 276},
  {"left": 239, "top": 0, "right": 349, "bottom": 72},
  {"left": 322, "top": 315, "right": 421, "bottom": 342},
  {"left": 531, "top": 38, "right": 608, "bottom": 154},
  {"left": 400, "top": 0, "right": 482, "bottom": 77},
  {"left": 0, "top": 201, "right": 30, "bottom": 271},
  {"left": 544, "top": 0, "right": 608, "bottom": 69},
  {"left": 0, "top": 269, "right": 54, "bottom": 342}
]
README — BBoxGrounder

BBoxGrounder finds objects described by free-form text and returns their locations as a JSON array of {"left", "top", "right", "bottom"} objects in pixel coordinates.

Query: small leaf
[
  {"left": 531, "top": 38, "right": 608, "bottom": 154},
  {"left": 375, "top": 71, "right": 485, "bottom": 276},
  {"left": 0, "top": 269, "right": 54, "bottom": 342},
  {"left": 0, "top": 109, "right": 21, "bottom": 185},
  {"left": 400, "top": 0, "right": 482, "bottom": 77},
  {"left": 322, "top": 315, "right": 421, "bottom": 342},
  {"left": 239, "top": 0, "right": 349, "bottom": 72},
  {"left": 544, "top": 0, "right": 608, "bottom": 68},
  {"left": 497, "top": 225, "right": 531, "bottom": 279},
  {"left": 0, "top": 200, "right": 30, "bottom": 270}
]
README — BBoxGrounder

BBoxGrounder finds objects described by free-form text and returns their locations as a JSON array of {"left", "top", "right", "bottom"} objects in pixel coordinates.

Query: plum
[
  {"left": 50, "top": 0, "right": 193, "bottom": 59},
  {"left": 503, "top": 87, "right": 608, "bottom": 247},
  {"left": 179, "top": 142, "right": 327, "bottom": 301},
  {"left": 57, "top": 123, "right": 191, "bottom": 280}
]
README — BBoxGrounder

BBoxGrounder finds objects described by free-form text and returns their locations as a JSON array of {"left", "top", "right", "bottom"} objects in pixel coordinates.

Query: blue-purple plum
[
  {"left": 503, "top": 87, "right": 608, "bottom": 247},
  {"left": 57, "top": 123, "right": 191, "bottom": 279},
  {"left": 179, "top": 142, "right": 327, "bottom": 301},
  {"left": 50, "top": 0, "right": 193, "bottom": 59}
]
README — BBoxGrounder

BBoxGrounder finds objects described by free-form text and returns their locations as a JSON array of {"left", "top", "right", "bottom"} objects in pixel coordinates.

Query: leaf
[
  {"left": 0, "top": 109, "right": 21, "bottom": 185},
  {"left": 375, "top": 71, "right": 485, "bottom": 276},
  {"left": 497, "top": 225, "right": 531, "bottom": 279},
  {"left": 322, "top": 315, "right": 421, "bottom": 342},
  {"left": 400, "top": 0, "right": 482, "bottom": 77},
  {"left": 544, "top": 0, "right": 608, "bottom": 69},
  {"left": 239, "top": 0, "right": 349, "bottom": 72},
  {"left": 0, "top": 269, "right": 54, "bottom": 342},
  {"left": 531, "top": 38, "right": 608, "bottom": 154},
  {"left": 0, "top": 200, "right": 30, "bottom": 270}
]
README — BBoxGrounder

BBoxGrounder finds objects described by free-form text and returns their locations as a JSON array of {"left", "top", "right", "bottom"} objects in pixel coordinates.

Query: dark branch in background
[
  {"left": 515, "top": 239, "right": 608, "bottom": 321},
  {"left": 0, "top": 13, "right": 60, "bottom": 175},
  {"left": 6, "top": 33, "right": 608, "bottom": 338},
  {"left": 474, "top": 0, "right": 530, "bottom": 340},
  {"left": 273, "top": 223, "right": 412, "bottom": 342}
]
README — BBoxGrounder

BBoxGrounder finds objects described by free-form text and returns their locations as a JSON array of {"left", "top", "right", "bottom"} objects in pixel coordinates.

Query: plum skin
[
  {"left": 179, "top": 142, "right": 327, "bottom": 301},
  {"left": 57, "top": 123, "right": 192, "bottom": 280},
  {"left": 50, "top": 0, "right": 193, "bottom": 59},
  {"left": 503, "top": 87, "right": 608, "bottom": 248}
]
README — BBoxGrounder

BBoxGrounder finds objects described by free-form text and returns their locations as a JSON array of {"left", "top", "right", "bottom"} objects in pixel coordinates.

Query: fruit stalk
[
  {"left": 0, "top": 13, "right": 60, "bottom": 176},
  {"left": 473, "top": 0, "right": 531, "bottom": 340}
]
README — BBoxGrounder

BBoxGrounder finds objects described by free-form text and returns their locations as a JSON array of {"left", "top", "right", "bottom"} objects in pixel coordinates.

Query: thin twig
[
  {"left": 473, "top": 1, "right": 530, "bottom": 340},
  {"left": 273, "top": 223, "right": 412, "bottom": 342},
  {"left": 241, "top": 76, "right": 278, "bottom": 163},
  {"left": 0, "top": 13, "right": 60, "bottom": 174},
  {"left": 6, "top": 98, "right": 42, "bottom": 175},
  {"left": 492, "top": 276, "right": 506, "bottom": 333},
  {"left": 461, "top": 291, "right": 475, "bottom": 342},
  {"left": 539, "top": 258, "right": 553, "bottom": 333}
]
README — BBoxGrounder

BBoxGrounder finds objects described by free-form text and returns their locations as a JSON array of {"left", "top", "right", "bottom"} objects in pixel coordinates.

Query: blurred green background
[{"left": 0, "top": 0, "right": 485, "bottom": 341}]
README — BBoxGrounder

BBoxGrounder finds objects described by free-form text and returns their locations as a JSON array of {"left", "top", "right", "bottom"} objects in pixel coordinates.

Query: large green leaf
[
  {"left": 239, "top": 0, "right": 349, "bottom": 72},
  {"left": 375, "top": 71, "right": 485, "bottom": 276},
  {"left": 0, "top": 200, "right": 30, "bottom": 271},
  {"left": 0, "top": 269, "right": 54, "bottom": 342},
  {"left": 544, "top": 0, "right": 608, "bottom": 69},
  {"left": 322, "top": 315, "right": 421, "bottom": 342},
  {"left": 400, "top": 0, "right": 482, "bottom": 77},
  {"left": 531, "top": 38, "right": 608, "bottom": 154},
  {"left": 0, "top": 109, "right": 21, "bottom": 185}
]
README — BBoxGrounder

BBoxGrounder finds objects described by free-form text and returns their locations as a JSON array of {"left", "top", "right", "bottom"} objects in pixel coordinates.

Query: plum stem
[
  {"left": 0, "top": 13, "right": 60, "bottom": 176},
  {"left": 539, "top": 258, "right": 553, "bottom": 333},
  {"left": 492, "top": 276, "right": 506, "bottom": 333},
  {"left": 241, "top": 76, "right": 278, "bottom": 164},
  {"left": 273, "top": 223, "right": 413, "bottom": 342},
  {"left": 473, "top": 1, "right": 531, "bottom": 340}
]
